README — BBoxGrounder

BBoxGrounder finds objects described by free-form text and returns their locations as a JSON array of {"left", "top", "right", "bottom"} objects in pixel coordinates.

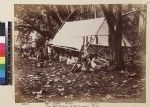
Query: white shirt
[{"left": 67, "top": 57, "right": 76, "bottom": 65}]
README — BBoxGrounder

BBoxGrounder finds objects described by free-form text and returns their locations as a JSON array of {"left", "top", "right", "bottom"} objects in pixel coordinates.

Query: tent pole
[
  {"left": 57, "top": 6, "right": 79, "bottom": 32},
  {"left": 95, "top": 6, "right": 97, "bottom": 19},
  {"left": 85, "top": 18, "right": 106, "bottom": 48}
]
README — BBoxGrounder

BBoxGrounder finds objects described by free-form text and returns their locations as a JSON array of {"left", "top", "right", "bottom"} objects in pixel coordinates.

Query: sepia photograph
[{"left": 14, "top": 4, "right": 146, "bottom": 103}]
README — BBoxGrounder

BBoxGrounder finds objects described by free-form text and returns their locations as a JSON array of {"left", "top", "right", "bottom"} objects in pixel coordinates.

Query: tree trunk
[
  {"left": 101, "top": 5, "right": 123, "bottom": 65},
  {"left": 115, "top": 5, "right": 123, "bottom": 64},
  {"left": 101, "top": 5, "right": 115, "bottom": 61}
]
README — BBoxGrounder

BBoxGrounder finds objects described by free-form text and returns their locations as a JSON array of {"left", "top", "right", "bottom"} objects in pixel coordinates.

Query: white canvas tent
[{"left": 52, "top": 17, "right": 131, "bottom": 51}]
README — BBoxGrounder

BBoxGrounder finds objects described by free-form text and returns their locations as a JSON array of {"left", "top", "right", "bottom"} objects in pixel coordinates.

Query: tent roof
[{"left": 52, "top": 17, "right": 131, "bottom": 50}]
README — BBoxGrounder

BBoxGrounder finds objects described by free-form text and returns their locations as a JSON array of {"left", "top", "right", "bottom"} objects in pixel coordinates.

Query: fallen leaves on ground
[{"left": 15, "top": 53, "right": 145, "bottom": 103}]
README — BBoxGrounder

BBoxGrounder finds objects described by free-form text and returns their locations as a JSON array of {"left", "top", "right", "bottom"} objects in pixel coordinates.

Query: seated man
[
  {"left": 53, "top": 53, "right": 59, "bottom": 62},
  {"left": 59, "top": 53, "right": 68, "bottom": 62},
  {"left": 91, "top": 53, "right": 109, "bottom": 70},
  {"left": 21, "top": 44, "right": 27, "bottom": 57},
  {"left": 37, "top": 48, "right": 45, "bottom": 67},
  {"left": 47, "top": 45, "right": 53, "bottom": 59},
  {"left": 67, "top": 55, "right": 76, "bottom": 65}
]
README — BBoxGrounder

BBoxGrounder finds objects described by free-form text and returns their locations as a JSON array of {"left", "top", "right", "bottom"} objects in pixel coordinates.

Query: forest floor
[{"left": 14, "top": 52, "right": 145, "bottom": 103}]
